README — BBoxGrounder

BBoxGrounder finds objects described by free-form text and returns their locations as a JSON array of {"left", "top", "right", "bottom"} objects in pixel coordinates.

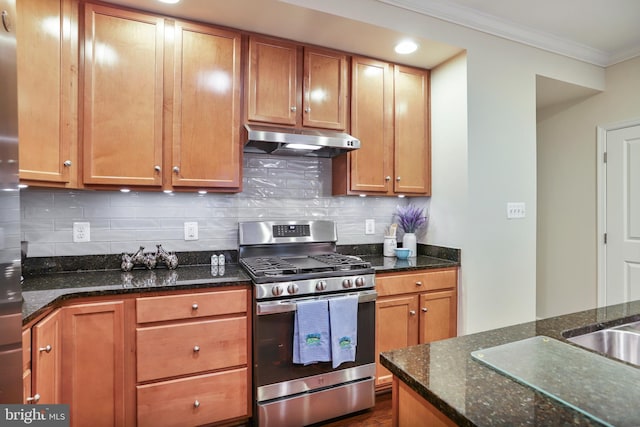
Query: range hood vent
[{"left": 244, "top": 124, "right": 360, "bottom": 158}]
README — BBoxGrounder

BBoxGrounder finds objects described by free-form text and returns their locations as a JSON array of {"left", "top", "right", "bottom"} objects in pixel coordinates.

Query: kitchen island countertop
[{"left": 380, "top": 299, "right": 640, "bottom": 426}]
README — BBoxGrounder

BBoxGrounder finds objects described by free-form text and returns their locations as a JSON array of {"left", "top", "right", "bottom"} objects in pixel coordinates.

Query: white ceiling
[{"left": 102, "top": 0, "right": 638, "bottom": 109}]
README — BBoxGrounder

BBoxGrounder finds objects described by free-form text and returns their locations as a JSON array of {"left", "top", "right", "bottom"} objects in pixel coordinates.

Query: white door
[{"left": 605, "top": 124, "right": 640, "bottom": 305}]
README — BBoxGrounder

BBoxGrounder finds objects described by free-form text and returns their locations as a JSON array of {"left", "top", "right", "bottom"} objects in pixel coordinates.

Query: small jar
[{"left": 383, "top": 237, "right": 397, "bottom": 257}]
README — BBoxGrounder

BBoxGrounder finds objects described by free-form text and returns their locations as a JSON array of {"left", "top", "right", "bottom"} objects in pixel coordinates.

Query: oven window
[{"left": 253, "top": 300, "right": 375, "bottom": 387}]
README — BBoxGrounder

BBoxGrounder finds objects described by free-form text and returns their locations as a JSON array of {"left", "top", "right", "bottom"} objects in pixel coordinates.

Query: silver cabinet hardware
[
  {"left": 63, "top": 160, "right": 72, "bottom": 167},
  {"left": 194, "top": 400, "right": 200, "bottom": 408},
  {"left": 193, "top": 345, "right": 200, "bottom": 352},
  {"left": 415, "top": 281, "right": 423, "bottom": 286},
  {"left": 173, "top": 166, "right": 180, "bottom": 174},
  {"left": 409, "top": 310, "right": 416, "bottom": 316},
  {"left": 421, "top": 307, "right": 428, "bottom": 313},
  {"left": 39, "top": 345, "right": 52, "bottom": 353},
  {"left": 192, "top": 303, "right": 198, "bottom": 310},
  {"left": 154, "top": 165, "right": 161, "bottom": 172}
]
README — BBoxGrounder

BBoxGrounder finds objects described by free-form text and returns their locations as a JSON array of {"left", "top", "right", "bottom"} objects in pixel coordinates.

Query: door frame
[{"left": 596, "top": 118, "right": 640, "bottom": 307}]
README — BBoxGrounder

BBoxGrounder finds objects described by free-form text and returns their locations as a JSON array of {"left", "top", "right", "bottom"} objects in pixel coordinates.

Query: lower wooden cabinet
[
  {"left": 137, "top": 368, "right": 248, "bottom": 427},
  {"left": 376, "top": 268, "right": 458, "bottom": 388},
  {"left": 25, "top": 287, "right": 250, "bottom": 427},
  {"left": 31, "top": 308, "right": 62, "bottom": 404},
  {"left": 393, "top": 376, "right": 456, "bottom": 427},
  {"left": 135, "top": 287, "right": 251, "bottom": 426}
]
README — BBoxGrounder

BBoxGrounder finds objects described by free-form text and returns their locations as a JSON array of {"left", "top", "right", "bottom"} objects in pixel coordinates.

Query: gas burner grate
[
  {"left": 310, "top": 254, "right": 371, "bottom": 270},
  {"left": 240, "top": 256, "right": 299, "bottom": 277}
]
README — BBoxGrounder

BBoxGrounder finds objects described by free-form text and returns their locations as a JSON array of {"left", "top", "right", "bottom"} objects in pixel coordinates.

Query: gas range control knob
[
  {"left": 342, "top": 278, "right": 353, "bottom": 289},
  {"left": 316, "top": 280, "right": 327, "bottom": 291},
  {"left": 355, "top": 277, "right": 366, "bottom": 287},
  {"left": 272, "top": 285, "right": 284, "bottom": 296},
  {"left": 287, "top": 283, "right": 299, "bottom": 294}
]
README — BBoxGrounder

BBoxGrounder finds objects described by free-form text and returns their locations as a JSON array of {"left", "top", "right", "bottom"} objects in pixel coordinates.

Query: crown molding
[{"left": 375, "top": 0, "right": 623, "bottom": 67}]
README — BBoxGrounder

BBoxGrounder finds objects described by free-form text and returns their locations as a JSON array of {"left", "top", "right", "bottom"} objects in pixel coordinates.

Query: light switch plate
[
  {"left": 184, "top": 222, "right": 198, "bottom": 240},
  {"left": 506, "top": 202, "right": 526, "bottom": 219},
  {"left": 365, "top": 219, "right": 375, "bottom": 234}
]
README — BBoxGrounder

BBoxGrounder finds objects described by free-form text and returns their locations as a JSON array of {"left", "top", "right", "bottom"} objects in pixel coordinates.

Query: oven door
[{"left": 253, "top": 289, "right": 376, "bottom": 402}]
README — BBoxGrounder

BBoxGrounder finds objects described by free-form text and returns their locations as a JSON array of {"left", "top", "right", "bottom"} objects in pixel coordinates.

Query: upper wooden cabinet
[
  {"left": 82, "top": 4, "right": 164, "bottom": 187},
  {"left": 81, "top": 4, "right": 242, "bottom": 191},
  {"left": 394, "top": 65, "right": 431, "bottom": 195},
  {"left": 246, "top": 36, "right": 348, "bottom": 130},
  {"left": 170, "top": 20, "right": 242, "bottom": 189},
  {"left": 333, "top": 58, "right": 430, "bottom": 196},
  {"left": 17, "top": 0, "right": 78, "bottom": 187}
]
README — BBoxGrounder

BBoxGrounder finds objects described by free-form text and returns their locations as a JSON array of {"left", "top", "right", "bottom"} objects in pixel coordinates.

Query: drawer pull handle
[
  {"left": 415, "top": 281, "right": 423, "bottom": 286},
  {"left": 194, "top": 400, "right": 200, "bottom": 408},
  {"left": 193, "top": 345, "right": 200, "bottom": 352},
  {"left": 409, "top": 310, "right": 416, "bottom": 316},
  {"left": 39, "top": 345, "right": 52, "bottom": 353},
  {"left": 422, "top": 307, "right": 428, "bottom": 313},
  {"left": 26, "top": 394, "right": 40, "bottom": 403},
  {"left": 192, "top": 303, "right": 198, "bottom": 310}
]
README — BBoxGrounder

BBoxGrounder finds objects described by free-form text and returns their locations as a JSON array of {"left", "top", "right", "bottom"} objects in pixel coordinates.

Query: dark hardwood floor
[{"left": 312, "top": 391, "right": 392, "bottom": 427}]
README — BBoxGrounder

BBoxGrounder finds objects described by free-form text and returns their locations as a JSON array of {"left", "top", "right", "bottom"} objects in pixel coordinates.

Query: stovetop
[{"left": 240, "top": 253, "right": 373, "bottom": 284}]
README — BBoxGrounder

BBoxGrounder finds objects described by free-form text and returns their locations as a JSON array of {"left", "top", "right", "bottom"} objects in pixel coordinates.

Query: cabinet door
[
  {"left": 83, "top": 4, "right": 164, "bottom": 186},
  {"left": 171, "top": 21, "right": 241, "bottom": 189},
  {"left": 246, "top": 36, "right": 299, "bottom": 125},
  {"left": 419, "top": 290, "right": 457, "bottom": 344},
  {"left": 394, "top": 65, "right": 430, "bottom": 195},
  {"left": 345, "top": 56, "right": 393, "bottom": 194},
  {"left": 17, "top": 0, "right": 77, "bottom": 186},
  {"left": 32, "top": 309, "right": 62, "bottom": 404},
  {"left": 375, "top": 295, "right": 418, "bottom": 387},
  {"left": 62, "top": 301, "right": 125, "bottom": 427},
  {"left": 303, "top": 48, "right": 347, "bottom": 130}
]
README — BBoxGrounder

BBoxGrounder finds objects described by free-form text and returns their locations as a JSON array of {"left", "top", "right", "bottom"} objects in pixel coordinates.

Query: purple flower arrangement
[{"left": 394, "top": 204, "right": 427, "bottom": 233}]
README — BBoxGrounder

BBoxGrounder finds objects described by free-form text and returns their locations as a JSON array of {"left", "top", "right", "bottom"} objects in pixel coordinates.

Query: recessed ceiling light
[
  {"left": 158, "top": 0, "right": 180, "bottom": 4},
  {"left": 395, "top": 40, "right": 418, "bottom": 55}
]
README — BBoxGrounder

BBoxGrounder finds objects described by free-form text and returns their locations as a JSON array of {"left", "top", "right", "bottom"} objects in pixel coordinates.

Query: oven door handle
[{"left": 256, "top": 290, "right": 377, "bottom": 315}]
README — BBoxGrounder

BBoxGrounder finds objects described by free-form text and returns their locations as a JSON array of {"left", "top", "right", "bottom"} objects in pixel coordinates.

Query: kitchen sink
[{"left": 566, "top": 321, "right": 640, "bottom": 366}]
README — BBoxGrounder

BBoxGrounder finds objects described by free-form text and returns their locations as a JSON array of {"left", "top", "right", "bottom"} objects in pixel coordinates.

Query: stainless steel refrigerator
[{"left": 0, "top": 0, "right": 22, "bottom": 404}]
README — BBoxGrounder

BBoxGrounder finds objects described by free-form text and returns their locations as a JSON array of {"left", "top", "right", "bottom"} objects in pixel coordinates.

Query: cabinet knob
[
  {"left": 26, "top": 394, "right": 41, "bottom": 403},
  {"left": 396, "top": 176, "right": 401, "bottom": 182},
  {"left": 409, "top": 310, "right": 416, "bottom": 316},
  {"left": 192, "top": 303, "right": 198, "bottom": 310},
  {"left": 385, "top": 176, "right": 391, "bottom": 182},
  {"left": 290, "top": 106, "right": 297, "bottom": 112},
  {"left": 422, "top": 307, "right": 428, "bottom": 313},
  {"left": 193, "top": 345, "right": 200, "bottom": 352},
  {"left": 194, "top": 400, "right": 200, "bottom": 408},
  {"left": 63, "top": 160, "right": 72, "bottom": 167},
  {"left": 39, "top": 345, "right": 52, "bottom": 353},
  {"left": 304, "top": 107, "right": 311, "bottom": 113},
  {"left": 415, "top": 281, "right": 423, "bottom": 286},
  {"left": 173, "top": 166, "right": 180, "bottom": 174},
  {"left": 154, "top": 165, "right": 161, "bottom": 172}
]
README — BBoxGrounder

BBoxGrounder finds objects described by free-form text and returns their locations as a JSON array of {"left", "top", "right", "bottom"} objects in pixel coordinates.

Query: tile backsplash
[{"left": 21, "top": 154, "right": 426, "bottom": 258}]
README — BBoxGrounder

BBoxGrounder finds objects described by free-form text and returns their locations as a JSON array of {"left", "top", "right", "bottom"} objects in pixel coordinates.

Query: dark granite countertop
[
  {"left": 21, "top": 246, "right": 460, "bottom": 324},
  {"left": 21, "top": 265, "right": 251, "bottom": 324},
  {"left": 380, "top": 300, "right": 640, "bottom": 426}
]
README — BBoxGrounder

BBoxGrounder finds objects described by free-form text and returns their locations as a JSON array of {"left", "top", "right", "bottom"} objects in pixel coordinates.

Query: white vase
[{"left": 402, "top": 232, "right": 417, "bottom": 258}]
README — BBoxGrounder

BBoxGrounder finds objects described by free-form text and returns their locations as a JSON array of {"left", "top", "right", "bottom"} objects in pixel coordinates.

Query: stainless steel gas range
[{"left": 238, "top": 220, "right": 376, "bottom": 427}]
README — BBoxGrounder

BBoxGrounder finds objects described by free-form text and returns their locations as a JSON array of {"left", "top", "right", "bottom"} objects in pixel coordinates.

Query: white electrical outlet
[
  {"left": 73, "top": 222, "right": 91, "bottom": 243},
  {"left": 506, "top": 202, "right": 526, "bottom": 219},
  {"left": 184, "top": 222, "right": 199, "bottom": 240},
  {"left": 365, "top": 219, "right": 375, "bottom": 234}
]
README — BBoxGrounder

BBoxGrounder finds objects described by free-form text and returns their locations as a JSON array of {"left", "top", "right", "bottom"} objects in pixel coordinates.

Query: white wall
[
  {"left": 286, "top": 0, "right": 605, "bottom": 333},
  {"left": 537, "top": 56, "right": 640, "bottom": 319}
]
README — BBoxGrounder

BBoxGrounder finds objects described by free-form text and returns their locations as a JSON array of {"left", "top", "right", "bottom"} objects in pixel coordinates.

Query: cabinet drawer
[
  {"left": 136, "top": 289, "right": 247, "bottom": 323},
  {"left": 137, "top": 368, "right": 248, "bottom": 427},
  {"left": 137, "top": 317, "right": 247, "bottom": 382},
  {"left": 376, "top": 268, "right": 457, "bottom": 297}
]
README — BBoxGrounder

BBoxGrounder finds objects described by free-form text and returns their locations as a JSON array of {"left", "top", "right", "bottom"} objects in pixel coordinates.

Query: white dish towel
[
  {"left": 293, "top": 299, "right": 331, "bottom": 365},
  {"left": 329, "top": 294, "right": 359, "bottom": 368}
]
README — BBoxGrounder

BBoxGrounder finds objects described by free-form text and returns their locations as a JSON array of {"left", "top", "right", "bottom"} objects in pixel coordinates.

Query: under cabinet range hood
[{"left": 244, "top": 124, "right": 360, "bottom": 158}]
